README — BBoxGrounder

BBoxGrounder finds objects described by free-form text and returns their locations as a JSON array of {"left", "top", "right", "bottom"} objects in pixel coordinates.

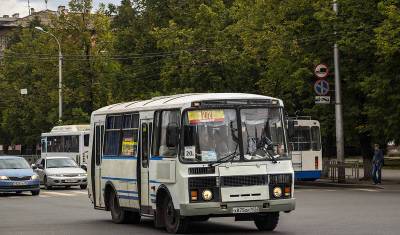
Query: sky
[{"left": 0, "top": 0, "right": 121, "bottom": 17}]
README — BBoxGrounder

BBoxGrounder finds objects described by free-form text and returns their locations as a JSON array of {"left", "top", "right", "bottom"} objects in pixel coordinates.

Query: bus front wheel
[
  {"left": 163, "top": 196, "right": 189, "bottom": 234},
  {"left": 254, "top": 212, "right": 279, "bottom": 231}
]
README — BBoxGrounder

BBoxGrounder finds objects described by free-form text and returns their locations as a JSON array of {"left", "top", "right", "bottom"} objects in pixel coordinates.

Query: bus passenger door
[
  {"left": 139, "top": 119, "right": 152, "bottom": 214},
  {"left": 93, "top": 122, "right": 104, "bottom": 207}
]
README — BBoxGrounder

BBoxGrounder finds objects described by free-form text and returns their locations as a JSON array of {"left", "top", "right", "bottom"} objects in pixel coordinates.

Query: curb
[{"left": 295, "top": 180, "right": 384, "bottom": 189}]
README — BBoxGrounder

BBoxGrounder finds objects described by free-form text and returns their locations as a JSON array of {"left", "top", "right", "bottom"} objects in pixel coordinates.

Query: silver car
[{"left": 33, "top": 157, "right": 87, "bottom": 189}]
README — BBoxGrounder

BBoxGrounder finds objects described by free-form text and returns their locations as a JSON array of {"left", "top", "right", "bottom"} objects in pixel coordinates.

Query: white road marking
[
  {"left": 352, "top": 188, "right": 378, "bottom": 192},
  {"left": 74, "top": 191, "right": 88, "bottom": 195},
  {"left": 42, "top": 191, "right": 78, "bottom": 197}
]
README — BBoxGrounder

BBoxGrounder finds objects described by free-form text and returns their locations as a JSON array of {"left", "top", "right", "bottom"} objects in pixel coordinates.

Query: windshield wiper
[
  {"left": 256, "top": 120, "right": 279, "bottom": 163},
  {"left": 209, "top": 144, "right": 239, "bottom": 167}
]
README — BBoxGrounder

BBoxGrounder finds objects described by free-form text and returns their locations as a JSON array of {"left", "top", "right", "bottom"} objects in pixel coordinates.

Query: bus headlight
[
  {"left": 202, "top": 189, "right": 213, "bottom": 201},
  {"left": 273, "top": 187, "right": 282, "bottom": 198}
]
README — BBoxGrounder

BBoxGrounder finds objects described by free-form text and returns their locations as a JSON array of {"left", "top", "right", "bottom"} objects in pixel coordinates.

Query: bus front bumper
[{"left": 179, "top": 198, "right": 295, "bottom": 216}]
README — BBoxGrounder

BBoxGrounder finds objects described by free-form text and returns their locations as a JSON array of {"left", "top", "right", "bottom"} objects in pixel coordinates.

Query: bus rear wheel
[
  {"left": 163, "top": 196, "right": 189, "bottom": 234},
  {"left": 109, "top": 190, "right": 140, "bottom": 224},
  {"left": 254, "top": 212, "right": 279, "bottom": 231}
]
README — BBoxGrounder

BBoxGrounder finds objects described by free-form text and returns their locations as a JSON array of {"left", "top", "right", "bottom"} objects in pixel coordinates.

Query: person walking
[{"left": 372, "top": 144, "right": 384, "bottom": 184}]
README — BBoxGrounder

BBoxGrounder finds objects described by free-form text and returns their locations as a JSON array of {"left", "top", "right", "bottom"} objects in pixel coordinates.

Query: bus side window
[
  {"left": 95, "top": 126, "right": 101, "bottom": 165},
  {"left": 121, "top": 114, "right": 139, "bottom": 157},
  {"left": 41, "top": 138, "right": 47, "bottom": 153},
  {"left": 311, "top": 126, "right": 321, "bottom": 151},
  {"left": 104, "top": 115, "right": 122, "bottom": 156},
  {"left": 157, "top": 110, "right": 181, "bottom": 157}
]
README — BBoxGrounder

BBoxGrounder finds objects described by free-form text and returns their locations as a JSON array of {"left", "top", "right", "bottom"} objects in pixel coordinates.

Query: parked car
[
  {"left": 32, "top": 156, "right": 87, "bottom": 189},
  {"left": 0, "top": 156, "right": 40, "bottom": 195}
]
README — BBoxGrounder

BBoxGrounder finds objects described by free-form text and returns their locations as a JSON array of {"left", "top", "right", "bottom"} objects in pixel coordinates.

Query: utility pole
[
  {"left": 35, "top": 27, "right": 63, "bottom": 123},
  {"left": 333, "top": 0, "right": 345, "bottom": 182}
]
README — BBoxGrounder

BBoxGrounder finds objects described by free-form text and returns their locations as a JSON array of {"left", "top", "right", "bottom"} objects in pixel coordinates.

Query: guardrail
[{"left": 323, "top": 159, "right": 361, "bottom": 182}]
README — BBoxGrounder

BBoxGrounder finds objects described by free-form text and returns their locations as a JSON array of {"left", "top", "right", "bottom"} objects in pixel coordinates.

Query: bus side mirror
[
  {"left": 166, "top": 123, "right": 179, "bottom": 148},
  {"left": 287, "top": 120, "right": 295, "bottom": 139}
]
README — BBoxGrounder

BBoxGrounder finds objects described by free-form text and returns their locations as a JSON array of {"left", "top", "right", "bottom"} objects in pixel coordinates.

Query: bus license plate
[
  {"left": 13, "top": 182, "right": 26, "bottom": 186},
  {"left": 232, "top": 207, "right": 259, "bottom": 214}
]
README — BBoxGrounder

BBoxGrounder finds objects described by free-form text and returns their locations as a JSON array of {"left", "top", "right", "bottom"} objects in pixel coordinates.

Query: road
[{"left": 1, "top": 185, "right": 400, "bottom": 235}]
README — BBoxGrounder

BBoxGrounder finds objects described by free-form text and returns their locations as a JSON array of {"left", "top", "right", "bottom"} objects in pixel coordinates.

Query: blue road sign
[{"left": 314, "top": 79, "right": 329, "bottom": 96}]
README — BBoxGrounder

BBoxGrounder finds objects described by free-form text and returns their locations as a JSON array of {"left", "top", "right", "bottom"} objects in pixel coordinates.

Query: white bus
[
  {"left": 87, "top": 93, "right": 295, "bottom": 233},
  {"left": 288, "top": 118, "right": 322, "bottom": 181},
  {"left": 41, "top": 125, "right": 90, "bottom": 170}
]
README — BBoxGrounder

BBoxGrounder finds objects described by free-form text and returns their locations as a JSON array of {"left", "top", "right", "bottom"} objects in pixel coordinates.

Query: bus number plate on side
[{"left": 232, "top": 207, "right": 259, "bottom": 214}]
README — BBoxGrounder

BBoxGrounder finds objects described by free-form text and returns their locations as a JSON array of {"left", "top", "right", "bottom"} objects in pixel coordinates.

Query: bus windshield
[
  {"left": 182, "top": 109, "right": 239, "bottom": 163},
  {"left": 181, "top": 107, "right": 287, "bottom": 163},
  {"left": 289, "top": 125, "right": 321, "bottom": 151},
  {"left": 241, "top": 108, "right": 287, "bottom": 161}
]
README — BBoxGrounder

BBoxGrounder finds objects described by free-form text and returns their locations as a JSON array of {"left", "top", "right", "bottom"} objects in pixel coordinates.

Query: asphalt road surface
[{"left": 1, "top": 185, "right": 400, "bottom": 235}]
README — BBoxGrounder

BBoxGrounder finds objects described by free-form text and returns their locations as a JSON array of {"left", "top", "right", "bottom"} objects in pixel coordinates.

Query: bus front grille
[
  {"left": 221, "top": 175, "right": 268, "bottom": 187},
  {"left": 188, "top": 177, "right": 217, "bottom": 188},
  {"left": 269, "top": 174, "right": 292, "bottom": 185}
]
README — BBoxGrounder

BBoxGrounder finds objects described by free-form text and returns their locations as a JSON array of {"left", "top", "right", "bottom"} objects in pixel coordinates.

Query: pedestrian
[{"left": 372, "top": 144, "right": 384, "bottom": 185}]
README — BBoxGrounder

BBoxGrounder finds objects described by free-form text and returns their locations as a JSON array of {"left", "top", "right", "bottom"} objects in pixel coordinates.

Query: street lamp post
[{"left": 35, "top": 26, "right": 63, "bottom": 123}]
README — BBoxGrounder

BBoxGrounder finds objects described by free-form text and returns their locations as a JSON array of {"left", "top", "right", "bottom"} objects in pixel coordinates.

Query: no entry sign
[{"left": 314, "top": 64, "right": 329, "bottom": 79}]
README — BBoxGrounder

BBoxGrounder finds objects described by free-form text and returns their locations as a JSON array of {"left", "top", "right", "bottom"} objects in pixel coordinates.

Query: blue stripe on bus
[
  {"left": 117, "top": 190, "right": 138, "bottom": 195},
  {"left": 118, "top": 195, "right": 139, "bottom": 200},
  {"left": 150, "top": 156, "right": 163, "bottom": 160},
  {"left": 102, "top": 155, "right": 137, "bottom": 160},
  {"left": 101, "top": 176, "right": 137, "bottom": 182},
  {"left": 149, "top": 180, "right": 160, "bottom": 184},
  {"left": 295, "top": 170, "right": 321, "bottom": 180}
]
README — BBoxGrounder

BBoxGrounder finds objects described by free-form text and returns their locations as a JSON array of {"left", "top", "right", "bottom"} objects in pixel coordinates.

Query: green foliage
[{"left": 1, "top": 0, "right": 399, "bottom": 152}]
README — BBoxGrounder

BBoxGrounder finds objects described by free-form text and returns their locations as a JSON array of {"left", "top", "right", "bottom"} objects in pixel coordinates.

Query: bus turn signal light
[
  {"left": 191, "top": 190, "right": 198, "bottom": 201},
  {"left": 315, "top": 157, "right": 319, "bottom": 170},
  {"left": 284, "top": 187, "right": 291, "bottom": 197}
]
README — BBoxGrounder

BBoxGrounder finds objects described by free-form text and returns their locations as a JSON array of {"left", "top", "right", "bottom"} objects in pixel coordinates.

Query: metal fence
[{"left": 323, "top": 159, "right": 361, "bottom": 182}]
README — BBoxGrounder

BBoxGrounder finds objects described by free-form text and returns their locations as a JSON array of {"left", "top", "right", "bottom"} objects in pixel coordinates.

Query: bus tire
[
  {"left": 163, "top": 196, "right": 189, "bottom": 234},
  {"left": 254, "top": 212, "right": 279, "bottom": 231},
  {"left": 109, "top": 190, "right": 127, "bottom": 223}
]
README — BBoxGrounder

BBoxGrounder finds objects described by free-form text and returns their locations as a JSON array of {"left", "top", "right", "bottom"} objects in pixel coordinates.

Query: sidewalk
[{"left": 296, "top": 168, "right": 400, "bottom": 189}]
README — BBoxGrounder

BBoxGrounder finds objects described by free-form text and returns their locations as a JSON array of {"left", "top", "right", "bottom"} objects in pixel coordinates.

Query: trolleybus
[
  {"left": 288, "top": 118, "right": 322, "bottom": 181},
  {"left": 87, "top": 93, "right": 295, "bottom": 233}
]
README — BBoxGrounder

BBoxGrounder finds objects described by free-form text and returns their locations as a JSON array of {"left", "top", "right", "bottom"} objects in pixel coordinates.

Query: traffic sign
[
  {"left": 315, "top": 96, "right": 331, "bottom": 104},
  {"left": 20, "top": 88, "right": 28, "bottom": 95},
  {"left": 314, "top": 64, "right": 329, "bottom": 79},
  {"left": 314, "top": 79, "right": 329, "bottom": 96}
]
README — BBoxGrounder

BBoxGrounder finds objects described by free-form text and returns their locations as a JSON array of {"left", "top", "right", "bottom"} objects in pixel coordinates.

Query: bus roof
[
  {"left": 51, "top": 125, "right": 90, "bottom": 132},
  {"left": 92, "top": 93, "right": 283, "bottom": 115}
]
